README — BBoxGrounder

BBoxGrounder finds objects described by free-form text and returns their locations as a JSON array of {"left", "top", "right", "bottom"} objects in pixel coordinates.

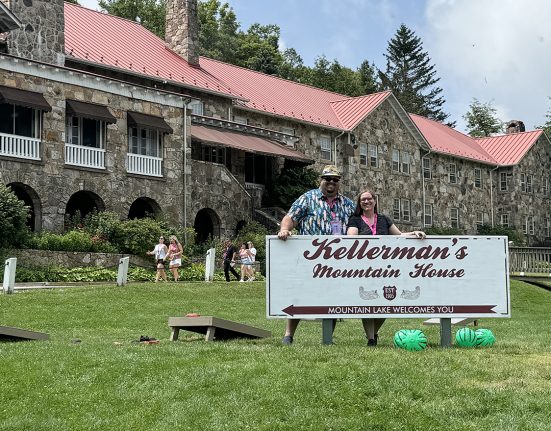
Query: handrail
[{"left": 509, "top": 247, "right": 551, "bottom": 274}]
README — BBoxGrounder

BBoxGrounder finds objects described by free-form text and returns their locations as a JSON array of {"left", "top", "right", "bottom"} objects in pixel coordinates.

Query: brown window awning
[
  {"left": 127, "top": 111, "right": 173, "bottom": 134},
  {"left": 0, "top": 85, "right": 51, "bottom": 112},
  {"left": 191, "top": 125, "right": 312, "bottom": 162},
  {"left": 66, "top": 99, "right": 116, "bottom": 123}
]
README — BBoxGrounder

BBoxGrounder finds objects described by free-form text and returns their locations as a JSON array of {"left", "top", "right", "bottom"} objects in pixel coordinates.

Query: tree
[
  {"left": 382, "top": 24, "right": 452, "bottom": 124},
  {"left": 0, "top": 184, "right": 30, "bottom": 249},
  {"left": 98, "top": 0, "right": 166, "bottom": 38},
  {"left": 66, "top": 0, "right": 80, "bottom": 4},
  {"left": 358, "top": 60, "right": 380, "bottom": 94},
  {"left": 538, "top": 97, "right": 551, "bottom": 138},
  {"left": 463, "top": 98, "right": 503, "bottom": 137}
]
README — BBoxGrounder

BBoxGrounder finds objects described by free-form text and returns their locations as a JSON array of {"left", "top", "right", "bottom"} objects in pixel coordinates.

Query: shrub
[
  {"left": 0, "top": 183, "right": 31, "bottom": 248},
  {"left": 263, "top": 164, "right": 318, "bottom": 208},
  {"left": 477, "top": 224, "right": 525, "bottom": 246},
  {"left": 424, "top": 226, "right": 464, "bottom": 236}
]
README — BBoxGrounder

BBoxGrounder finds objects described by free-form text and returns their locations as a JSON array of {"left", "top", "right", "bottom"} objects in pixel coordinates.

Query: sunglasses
[{"left": 322, "top": 177, "right": 340, "bottom": 183}]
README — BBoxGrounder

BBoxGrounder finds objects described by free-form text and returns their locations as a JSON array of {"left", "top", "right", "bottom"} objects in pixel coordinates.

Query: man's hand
[{"left": 278, "top": 229, "right": 292, "bottom": 241}]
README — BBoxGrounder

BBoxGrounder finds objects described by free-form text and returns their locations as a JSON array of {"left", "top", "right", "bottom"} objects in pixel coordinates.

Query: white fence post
[
  {"left": 3, "top": 257, "right": 17, "bottom": 294},
  {"left": 205, "top": 248, "right": 216, "bottom": 282},
  {"left": 117, "top": 257, "right": 130, "bottom": 286}
]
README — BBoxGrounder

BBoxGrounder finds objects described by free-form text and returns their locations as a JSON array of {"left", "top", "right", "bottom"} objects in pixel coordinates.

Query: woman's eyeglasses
[
  {"left": 360, "top": 198, "right": 374, "bottom": 202},
  {"left": 322, "top": 177, "right": 340, "bottom": 183}
]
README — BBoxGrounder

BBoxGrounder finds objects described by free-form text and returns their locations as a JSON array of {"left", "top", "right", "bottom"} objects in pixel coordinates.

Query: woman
[
  {"left": 346, "top": 189, "right": 426, "bottom": 346},
  {"left": 246, "top": 241, "right": 257, "bottom": 282},
  {"left": 166, "top": 235, "right": 183, "bottom": 282},
  {"left": 238, "top": 242, "right": 252, "bottom": 282},
  {"left": 147, "top": 236, "right": 168, "bottom": 282}
]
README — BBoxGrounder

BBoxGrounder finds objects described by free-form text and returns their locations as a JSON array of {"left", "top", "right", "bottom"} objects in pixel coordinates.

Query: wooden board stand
[
  {"left": 168, "top": 316, "right": 271, "bottom": 342},
  {"left": 0, "top": 326, "right": 49, "bottom": 341}
]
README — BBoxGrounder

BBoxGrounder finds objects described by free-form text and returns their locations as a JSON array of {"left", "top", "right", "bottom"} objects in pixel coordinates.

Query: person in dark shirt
[
  {"left": 346, "top": 189, "right": 425, "bottom": 346},
  {"left": 222, "top": 239, "right": 240, "bottom": 282}
]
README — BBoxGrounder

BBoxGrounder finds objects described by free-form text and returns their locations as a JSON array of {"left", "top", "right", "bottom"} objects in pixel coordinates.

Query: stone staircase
[{"left": 253, "top": 207, "right": 286, "bottom": 233}]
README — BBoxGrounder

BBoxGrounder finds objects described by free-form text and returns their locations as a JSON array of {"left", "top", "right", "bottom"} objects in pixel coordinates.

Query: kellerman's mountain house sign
[{"left": 266, "top": 236, "right": 510, "bottom": 319}]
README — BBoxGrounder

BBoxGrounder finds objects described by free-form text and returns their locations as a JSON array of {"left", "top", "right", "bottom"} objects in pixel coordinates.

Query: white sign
[{"left": 266, "top": 235, "right": 510, "bottom": 319}]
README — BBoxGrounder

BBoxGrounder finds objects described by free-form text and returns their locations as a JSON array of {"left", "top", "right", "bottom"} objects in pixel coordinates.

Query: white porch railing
[
  {"left": 509, "top": 247, "right": 551, "bottom": 274},
  {"left": 126, "top": 153, "right": 163, "bottom": 177},
  {"left": 0, "top": 133, "right": 41, "bottom": 160},
  {"left": 65, "top": 143, "right": 105, "bottom": 169}
]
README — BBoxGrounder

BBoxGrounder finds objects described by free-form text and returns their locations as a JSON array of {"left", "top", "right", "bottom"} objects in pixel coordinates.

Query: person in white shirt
[
  {"left": 247, "top": 241, "right": 257, "bottom": 281},
  {"left": 147, "top": 236, "right": 168, "bottom": 282}
]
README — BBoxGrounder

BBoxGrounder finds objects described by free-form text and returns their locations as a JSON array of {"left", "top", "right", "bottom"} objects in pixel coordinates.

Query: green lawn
[{"left": 1, "top": 280, "right": 550, "bottom": 431}]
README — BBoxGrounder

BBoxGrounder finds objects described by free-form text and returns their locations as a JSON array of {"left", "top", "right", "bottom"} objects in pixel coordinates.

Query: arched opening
[
  {"left": 128, "top": 197, "right": 162, "bottom": 219},
  {"left": 6, "top": 182, "right": 42, "bottom": 232},
  {"left": 235, "top": 220, "right": 247, "bottom": 237},
  {"left": 193, "top": 208, "right": 221, "bottom": 243},
  {"left": 65, "top": 190, "right": 105, "bottom": 227}
]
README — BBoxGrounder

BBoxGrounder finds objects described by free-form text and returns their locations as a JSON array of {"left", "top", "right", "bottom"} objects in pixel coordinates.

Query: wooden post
[
  {"left": 205, "top": 247, "right": 216, "bottom": 281},
  {"left": 117, "top": 257, "right": 129, "bottom": 286},
  {"left": 3, "top": 257, "right": 17, "bottom": 294},
  {"left": 440, "top": 318, "right": 452, "bottom": 347}
]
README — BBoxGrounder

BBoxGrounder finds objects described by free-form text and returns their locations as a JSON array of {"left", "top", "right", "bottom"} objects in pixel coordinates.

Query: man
[
  {"left": 277, "top": 165, "right": 355, "bottom": 345},
  {"left": 222, "top": 239, "right": 240, "bottom": 282}
]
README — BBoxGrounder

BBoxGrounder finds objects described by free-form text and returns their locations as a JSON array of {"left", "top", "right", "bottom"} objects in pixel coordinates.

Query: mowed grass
[{"left": 1, "top": 280, "right": 550, "bottom": 431}]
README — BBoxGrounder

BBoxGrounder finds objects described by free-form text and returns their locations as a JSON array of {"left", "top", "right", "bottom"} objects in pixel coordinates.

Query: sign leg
[
  {"left": 440, "top": 318, "right": 452, "bottom": 347},
  {"left": 322, "top": 319, "right": 334, "bottom": 345}
]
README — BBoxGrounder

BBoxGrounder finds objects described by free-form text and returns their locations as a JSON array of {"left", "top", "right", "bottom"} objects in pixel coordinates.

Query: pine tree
[
  {"left": 463, "top": 99, "right": 503, "bottom": 137},
  {"left": 539, "top": 97, "right": 551, "bottom": 138},
  {"left": 382, "top": 24, "right": 452, "bottom": 125}
]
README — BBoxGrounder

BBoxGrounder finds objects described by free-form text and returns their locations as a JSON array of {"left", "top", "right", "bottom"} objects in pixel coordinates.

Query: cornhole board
[
  {"left": 0, "top": 326, "right": 49, "bottom": 341},
  {"left": 168, "top": 316, "right": 271, "bottom": 341},
  {"left": 423, "top": 318, "right": 478, "bottom": 326}
]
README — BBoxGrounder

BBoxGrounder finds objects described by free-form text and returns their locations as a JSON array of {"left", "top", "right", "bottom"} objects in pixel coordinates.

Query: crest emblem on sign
[{"left": 383, "top": 286, "right": 397, "bottom": 301}]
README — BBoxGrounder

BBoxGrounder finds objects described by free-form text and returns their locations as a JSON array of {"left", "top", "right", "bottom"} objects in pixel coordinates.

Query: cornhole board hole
[
  {"left": 168, "top": 316, "right": 271, "bottom": 342},
  {"left": 0, "top": 326, "right": 49, "bottom": 341}
]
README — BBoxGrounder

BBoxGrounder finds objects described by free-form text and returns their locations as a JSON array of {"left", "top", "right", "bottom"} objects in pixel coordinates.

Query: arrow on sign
[{"left": 282, "top": 305, "right": 497, "bottom": 316}]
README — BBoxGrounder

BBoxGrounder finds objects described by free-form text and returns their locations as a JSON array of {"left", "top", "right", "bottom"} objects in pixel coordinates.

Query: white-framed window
[
  {"left": 422, "top": 157, "right": 432, "bottom": 180},
  {"left": 546, "top": 218, "right": 550, "bottom": 238},
  {"left": 233, "top": 115, "right": 247, "bottom": 125},
  {"left": 0, "top": 103, "right": 41, "bottom": 138},
  {"left": 476, "top": 211, "right": 484, "bottom": 226},
  {"left": 448, "top": 163, "right": 457, "bottom": 184},
  {"left": 281, "top": 127, "right": 295, "bottom": 136},
  {"left": 392, "top": 149, "right": 400, "bottom": 172},
  {"left": 543, "top": 177, "right": 549, "bottom": 196},
  {"left": 320, "top": 135, "right": 332, "bottom": 161},
  {"left": 401, "top": 151, "right": 410, "bottom": 174},
  {"left": 129, "top": 127, "right": 162, "bottom": 157},
  {"left": 368, "top": 144, "right": 378, "bottom": 168},
  {"left": 188, "top": 100, "right": 203, "bottom": 116},
  {"left": 424, "top": 204, "right": 433, "bottom": 227},
  {"left": 526, "top": 174, "right": 533, "bottom": 193},
  {"left": 474, "top": 168, "right": 482, "bottom": 188},
  {"left": 529, "top": 216, "right": 535, "bottom": 235},
  {"left": 520, "top": 173, "right": 526, "bottom": 192},
  {"left": 393, "top": 198, "right": 401, "bottom": 221},
  {"left": 401, "top": 199, "right": 411, "bottom": 222},
  {"left": 450, "top": 207, "right": 459, "bottom": 228},
  {"left": 500, "top": 213, "right": 509, "bottom": 227},
  {"left": 65, "top": 116, "right": 106, "bottom": 148},
  {"left": 359, "top": 143, "right": 368, "bottom": 166},
  {"left": 500, "top": 172, "right": 508, "bottom": 191},
  {"left": 522, "top": 216, "right": 528, "bottom": 234},
  {"left": 525, "top": 216, "right": 534, "bottom": 235}
]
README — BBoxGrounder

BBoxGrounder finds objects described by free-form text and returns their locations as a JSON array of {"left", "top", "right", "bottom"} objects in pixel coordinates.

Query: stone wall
[
  {"left": 6, "top": 0, "right": 65, "bottom": 65},
  {"left": 165, "top": 0, "right": 199, "bottom": 66}
]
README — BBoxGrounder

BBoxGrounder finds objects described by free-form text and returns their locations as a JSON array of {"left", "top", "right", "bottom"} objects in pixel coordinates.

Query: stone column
[{"left": 165, "top": 0, "right": 199, "bottom": 66}]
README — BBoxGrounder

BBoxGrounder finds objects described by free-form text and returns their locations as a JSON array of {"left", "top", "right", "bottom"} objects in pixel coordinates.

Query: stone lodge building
[{"left": 0, "top": 0, "right": 550, "bottom": 244}]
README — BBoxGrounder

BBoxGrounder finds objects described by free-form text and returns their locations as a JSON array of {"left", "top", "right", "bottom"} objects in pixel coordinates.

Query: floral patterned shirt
[{"left": 287, "top": 188, "right": 355, "bottom": 235}]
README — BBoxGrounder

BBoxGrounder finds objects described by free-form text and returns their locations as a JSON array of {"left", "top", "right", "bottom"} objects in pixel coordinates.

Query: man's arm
[{"left": 277, "top": 215, "right": 297, "bottom": 241}]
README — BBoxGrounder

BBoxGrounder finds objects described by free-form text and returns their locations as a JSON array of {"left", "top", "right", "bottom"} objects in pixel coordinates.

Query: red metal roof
[
  {"left": 191, "top": 125, "right": 313, "bottom": 162},
  {"left": 476, "top": 131, "right": 543, "bottom": 166},
  {"left": 64, "top": 3, "right": 236, "bottom": 98},
  {"left": 330, "top": 92, "right": 391, "bottom": 130},
  {"left": 410, "top": 114, "right": 497, "bottom": 164}
]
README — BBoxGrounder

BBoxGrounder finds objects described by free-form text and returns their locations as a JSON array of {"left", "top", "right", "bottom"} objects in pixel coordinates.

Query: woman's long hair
[{"left": 353, "top": 189, "right": 378, "bottom": 216}]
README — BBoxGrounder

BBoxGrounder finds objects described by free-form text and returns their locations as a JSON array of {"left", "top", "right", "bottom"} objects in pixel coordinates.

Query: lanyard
[
  {"left": 327, "top": 197, "right": 337, "bottom": 220},
  {"left": 361, "top": 213, "right": 377, "bottom": 235}
]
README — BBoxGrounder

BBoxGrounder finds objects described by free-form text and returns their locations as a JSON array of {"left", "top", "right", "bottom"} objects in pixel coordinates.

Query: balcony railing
[
  {"left": 65, "top": 143, "right": 105, "bottom": 169},
  {"left": 126, "top": 153, "right": 163, "bottom": 177},
  {"left": 0, "top": 133, "right": 41, "bottom": 160}
]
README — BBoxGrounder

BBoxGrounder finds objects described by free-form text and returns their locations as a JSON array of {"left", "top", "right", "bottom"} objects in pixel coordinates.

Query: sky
[{"left": 78, "top": 0, "right": 551, "bottom": 133}]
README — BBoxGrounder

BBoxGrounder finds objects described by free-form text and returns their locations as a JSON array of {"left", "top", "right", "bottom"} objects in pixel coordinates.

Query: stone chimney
[
  {"left": 505, "top": 120, "right": 526, "bottom": 134},
  {"left": 165, "top": 0, "right": 199, "bottom": 67},
  {"left": 5, "top": 0, "right": 64, "bottom": 66}
]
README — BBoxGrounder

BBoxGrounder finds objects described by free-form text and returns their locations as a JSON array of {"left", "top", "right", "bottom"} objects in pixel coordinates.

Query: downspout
[
  {"left": 422, "top": 149, "right": 432, "bottom": 229},
  {"left": 182, "top": 98, "right": 191, "bottom": 244},
  {"left": 489, "top": 165, "right": 499, "bottom": 228}
]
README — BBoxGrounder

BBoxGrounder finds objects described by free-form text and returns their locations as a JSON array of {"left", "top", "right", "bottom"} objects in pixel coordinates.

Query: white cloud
[{"left": 425, "top": 0, "right": 551, "bottom": 130}]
